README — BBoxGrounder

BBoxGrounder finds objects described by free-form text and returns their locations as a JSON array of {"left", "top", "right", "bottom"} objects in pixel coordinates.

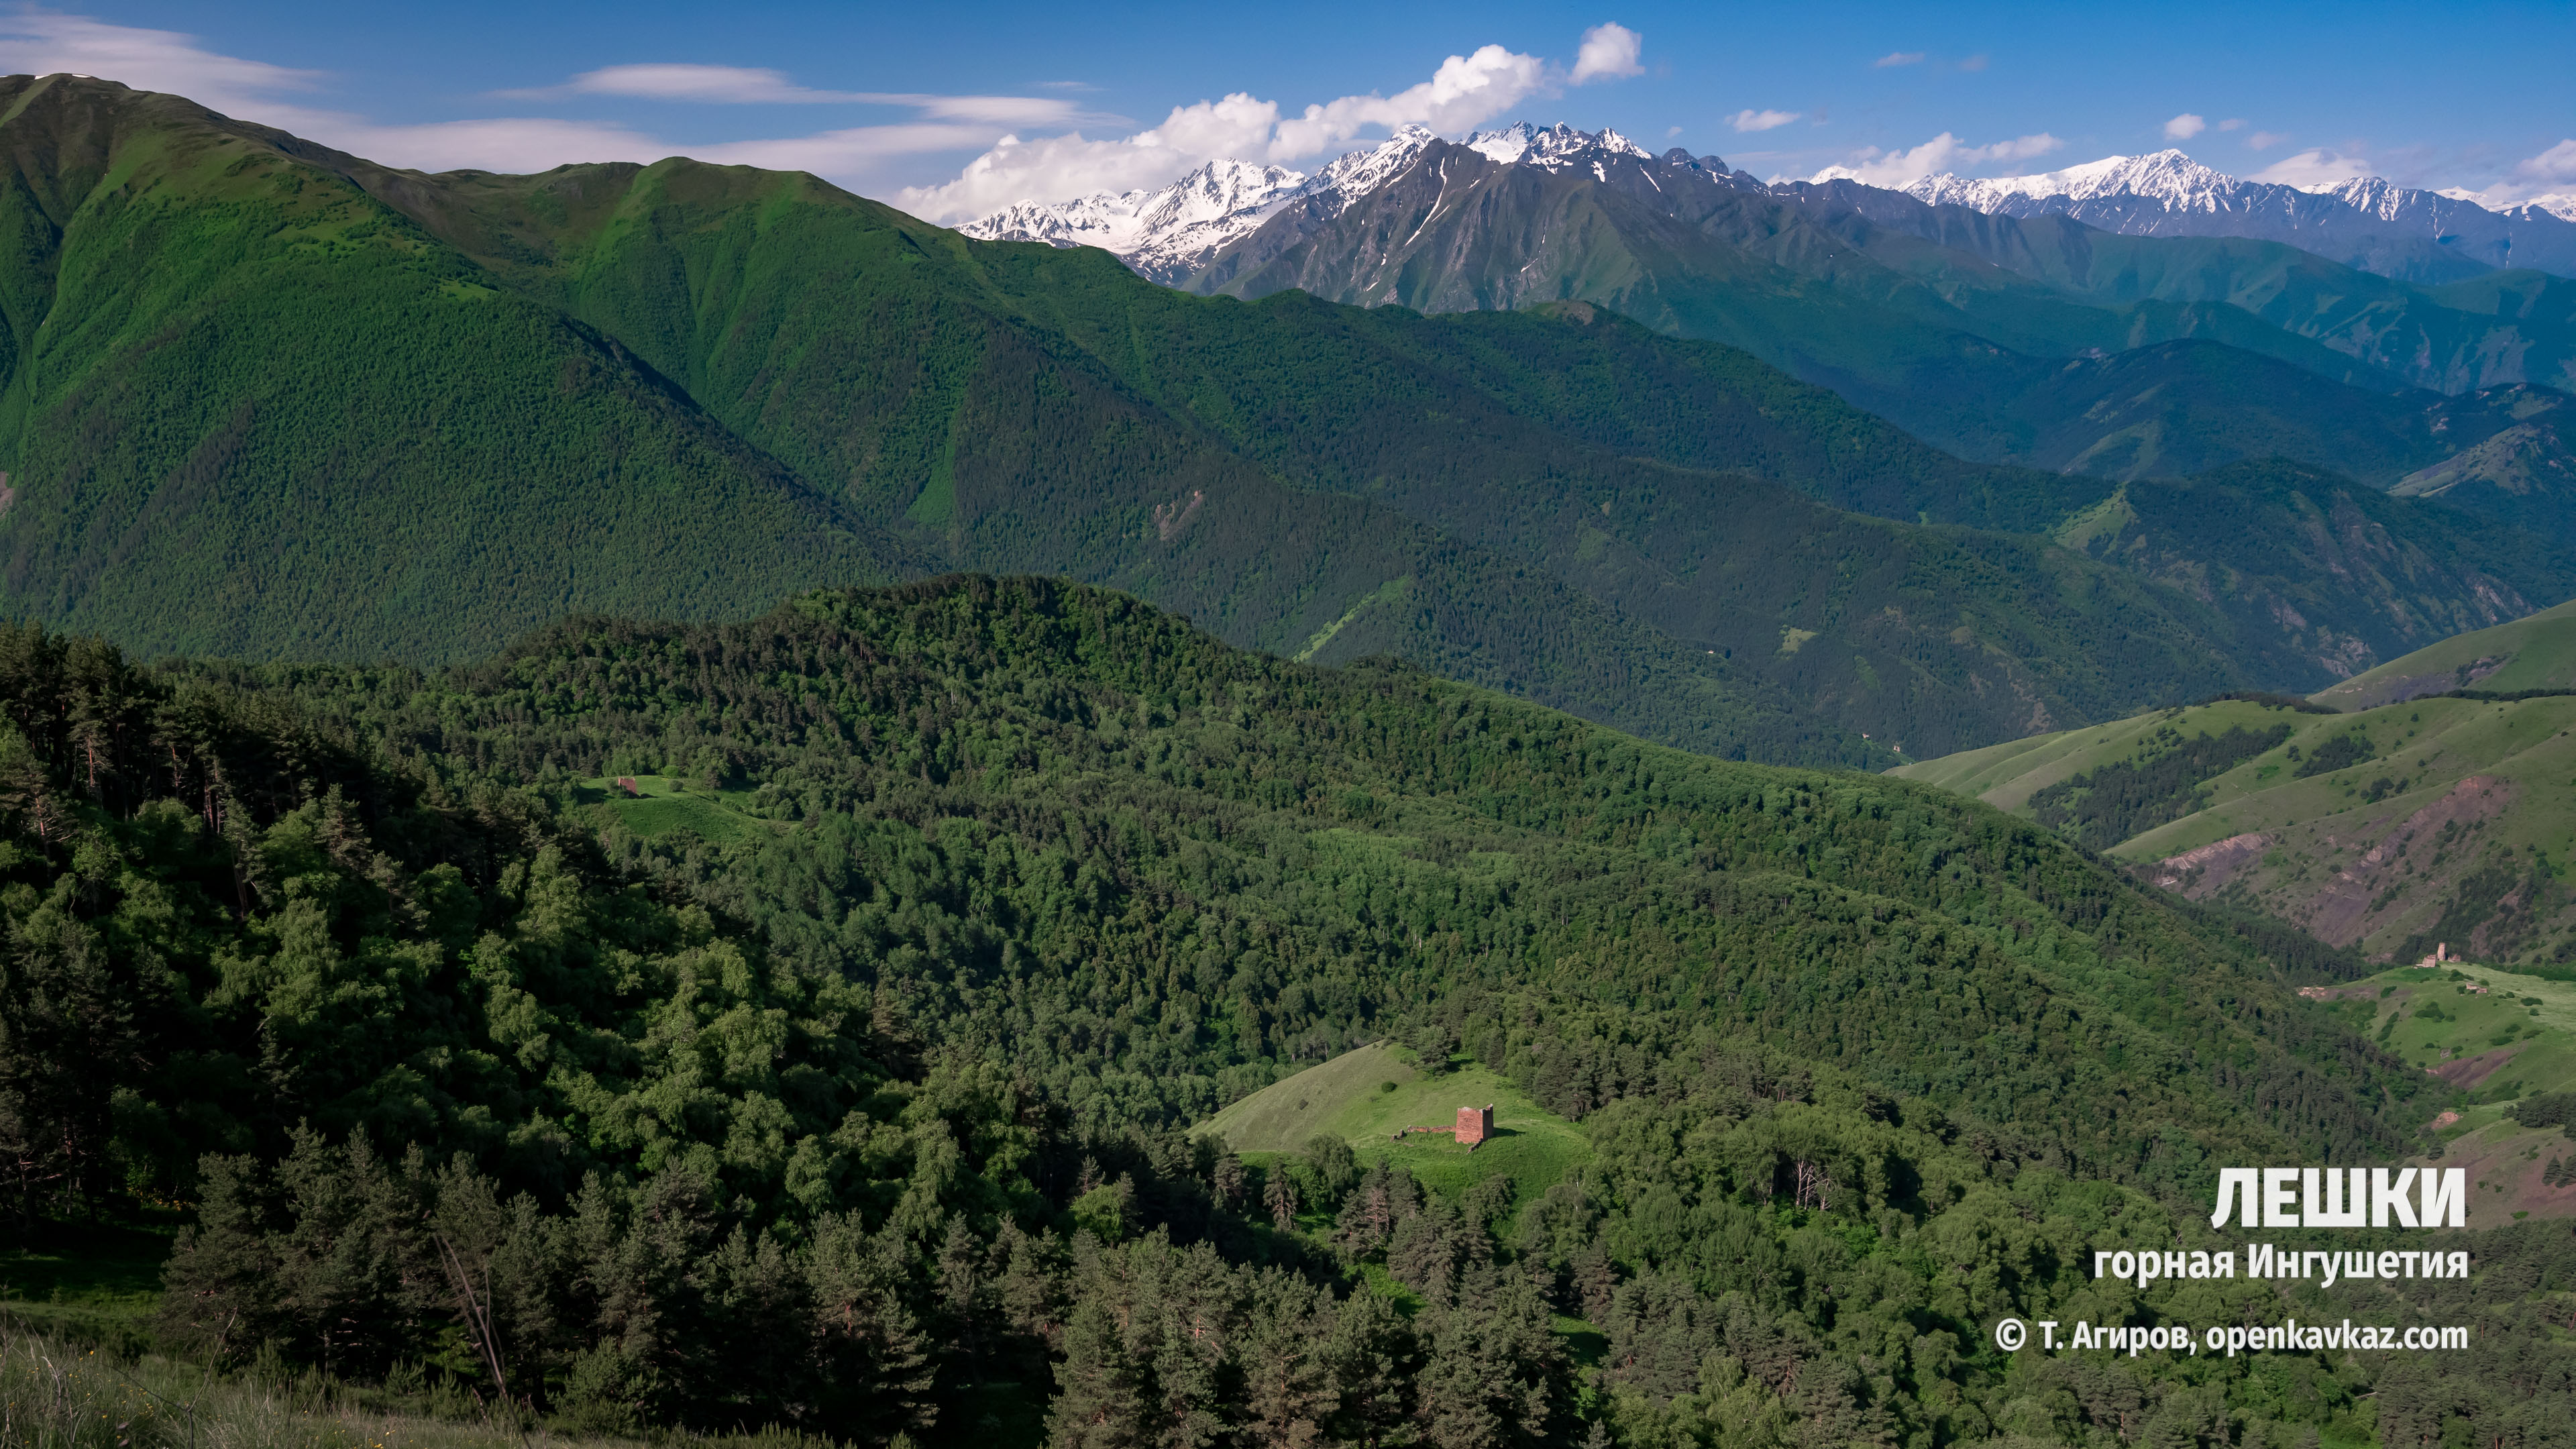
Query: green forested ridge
[
  {"left": 0, "top": 75, "right": 2561, "bottom": 765},
  {"left": 2042, "top": 460, "right": 2576, "bottom": 690},
  {"left": 13, "top": 576, "right": 2561, "bottom": 1449},
  {"left": 325, "top": 145, "right": 2270, "bottom": 757},
  {"left": 0, "top": 80, "right": 918, "bottom": 661}
]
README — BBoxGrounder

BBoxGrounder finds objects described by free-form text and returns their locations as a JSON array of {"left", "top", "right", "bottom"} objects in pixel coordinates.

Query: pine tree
[
  {"left": 1049, "top": 1297, "right": 1145, "bottom": 1449},
  {"left": 1327, "top": 1288, "right": 1415, "bottom": 1449},
  {"left": 806, "top": 1213, "right": 937, "bottom": 1446},
  {"left": 1210, "top": 1149, "right": 1245, "bottom": 1210},
  {"left": 1568, "top": 1237, "right": 1618, "bottom": 1325},
  {"left": 1265, "top": 1168, "right": 1300, "bottom": 1232},
  {"left": 1240, "top": 1283, "right": 1334, "bottom": 1449}
]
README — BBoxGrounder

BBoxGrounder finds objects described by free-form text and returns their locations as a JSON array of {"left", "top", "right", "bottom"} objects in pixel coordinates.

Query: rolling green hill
[
  {"left": 2314, "top": 595, "right": 2576, "bottom": 708},
  {"left": 0, "top": 78, "right": 921, "bottom": 661},
  {"left": 2337, "top": 962, "right": 2576, "bottom": 1224},
  {"left": 1895, "top": 606, "right": 2576, "bottom": 965}
]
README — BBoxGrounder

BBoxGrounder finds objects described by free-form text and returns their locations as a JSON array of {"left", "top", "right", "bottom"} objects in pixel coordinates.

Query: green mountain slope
[
  {"left": 362, "top": 159, "right": 2546, "bottom": 752},
  {"left": 1, "top": 74, "right": 2565, "bottom": 765},
  {"left": 1894, "top": 631, "right": 2576, "bottom": 965},
  {"left": 2047, "top": 459, "right": 2576, "bottom": 685},
  {"left": 0, "top": 79, "right": 1864, "bottom": 762},
  {"left": 2316, "top": 596, "right": 2576, "bottom": 708},
  {"left": 1777, "top": 182, "right": 2576, "bottom": 396},
  {"left": 27, "top": 87, "right": 2306, "bottom": 757},
  {"left": 0, "top": 74, "right": 918, "bottom": 660}
]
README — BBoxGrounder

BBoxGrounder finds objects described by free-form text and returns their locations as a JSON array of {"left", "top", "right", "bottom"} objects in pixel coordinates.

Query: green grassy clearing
[
  {"left": 1197, "top": 1044, "right": 1593, "bottom": 1226},
  {"left": 570, "top": 776, "right": 769, "bottom": 843},
  {"left": 1894, "top": 688, "right": 2576, "bottom": 963}
]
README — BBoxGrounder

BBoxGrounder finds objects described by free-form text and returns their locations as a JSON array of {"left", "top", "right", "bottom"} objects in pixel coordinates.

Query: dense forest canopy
[{"left": 5, "top": 576, "right": 2563, "bottom": 1449}]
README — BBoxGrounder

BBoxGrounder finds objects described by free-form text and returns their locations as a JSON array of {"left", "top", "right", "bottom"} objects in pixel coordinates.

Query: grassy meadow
[{"left": 1196, "top": 1043, "right": 1595, "bottom": 1232}]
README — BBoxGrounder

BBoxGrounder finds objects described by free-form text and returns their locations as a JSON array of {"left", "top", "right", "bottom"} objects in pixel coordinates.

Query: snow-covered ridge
[
  {"left": 959, "top": 157, "right": 1312, "bottom": 283},
  {"left": 1888, "top": 148, "right": 2576, "bottom": 280},
  {"left": 1907, "top": 150, "right": 2245, "bottom": 212},
  {"left": 1461, "top": 121, "right": 1652, "bottom": 168},
  {"left": 960, "top": 121, "right": 1678, "bottom": 282}
]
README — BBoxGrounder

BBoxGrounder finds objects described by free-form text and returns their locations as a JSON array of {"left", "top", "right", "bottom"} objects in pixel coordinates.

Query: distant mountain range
[
  {"left": 1902, "top": 149, "right": 2576, "bottom": 284},
  {"left": 976, "top": 132, "right": 2576, "bottom": 291},
  {"left": 958, "top": 122, "right": 1691, "bottom": 283},
  {"left": 967, "top": 124, "right": 2576, "bottom": 513}
]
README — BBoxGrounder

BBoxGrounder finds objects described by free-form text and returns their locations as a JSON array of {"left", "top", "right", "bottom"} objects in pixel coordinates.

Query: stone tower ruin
[{"left": 1455, "top": 1104, "right": 1494, "bottom": 1148}]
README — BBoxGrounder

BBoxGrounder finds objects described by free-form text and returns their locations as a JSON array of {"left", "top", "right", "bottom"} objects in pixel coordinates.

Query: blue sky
[{"left": 8, "top": 1, "right": 2571, "bottom": 220}]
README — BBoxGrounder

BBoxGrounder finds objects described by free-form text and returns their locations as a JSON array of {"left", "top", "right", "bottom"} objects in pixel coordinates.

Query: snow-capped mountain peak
[
  {"left": 1306, "top": 123, "right": 1440, "bottom": 214},
  {"left": 958, "top": 156, "right": 1309, "bottom": 279},
  {"left": 1882, "top": 148, "right": 2576, "bottom": 282},
  {"left": 1462, "top": 121, "right": 1652, "bottom": 168},
  {"left": 1906, "top": 149, "right": 2241, "bottom": 212},
  {"left": 961, "top": 121, "right": 1686, "bottom": 282}
]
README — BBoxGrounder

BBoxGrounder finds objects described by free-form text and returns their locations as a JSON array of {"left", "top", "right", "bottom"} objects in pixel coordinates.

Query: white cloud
[
  {"left": 1872, "top": 51, "right": 1925, "bottom": 68},
  {"left": 0, "top": 10, "right": 323, "bottom": 116},
  {"left": 2247, "top": 130, "right": 2288, "bottom": 151},
  {"left": 900, "top": 28, "right": 1644, "bottom": 223},
  {"left": 543, "top": 64, "right": 864, "bottom": 103},
  {"left": 2440, "top": 139, "right": 2576, "bottom": 214},
  {"left": 505, "top": 65, "right": 1096, "bottom": 129},
  {"left": 1806, "top": 130, "right": 2061, "bottom": 186},
  {"left": 2163, "top": 113, "right": 2205, "bottom": 140},
  {"left": 322, "top": 117, "right": 667, "bottom": 173},
  {"left": 1957, "top": 54, "right": 1989, "bottom": 72},
  {"left": 2248, "top": 148, "right": 2372, "bottom": 189},
  {"left": 1570, "top": 23, "right": 1644, "bottom": 83},
  {"left": 0, "top": 13, "right": 1051, "bottom": 179},
  {"left": 2217, "top": 117, "right": 2246, "bottom": 132},
  {"left": 0, "top": 11, "right": 1656, "bottom": 207},
  {"left": 2512, "top": 138, "right": 2576, "bottom": 187},
  {"left": 1270, "top": 44, "right": 1547, "bottom": 157},
  {"left": 1729, "top": 109, "right": 1801, "bottom": 133}
]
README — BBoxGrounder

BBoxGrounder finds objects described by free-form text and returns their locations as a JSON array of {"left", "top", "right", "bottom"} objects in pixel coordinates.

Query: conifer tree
[{"left": 1049, "top": 1297, "right": 1146, "bottom": 1449}]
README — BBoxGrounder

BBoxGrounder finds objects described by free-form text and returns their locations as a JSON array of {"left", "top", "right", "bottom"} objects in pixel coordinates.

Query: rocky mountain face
[{"left": 956, "top": 125, "right": 1460, "bottom": 282}]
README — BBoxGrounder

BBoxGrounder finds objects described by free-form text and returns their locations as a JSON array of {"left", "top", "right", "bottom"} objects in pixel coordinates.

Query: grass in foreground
[{"left": 0, "top": 1324, "right": 857, "bottom": 1449}]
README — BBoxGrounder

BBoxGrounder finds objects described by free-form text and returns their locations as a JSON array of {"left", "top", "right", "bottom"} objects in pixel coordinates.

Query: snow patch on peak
[
  {"left": 1463, "top": 121, "right": 1541, "bottom": 164},
  {"left": 1309, "top": 125, "right": 1441, "bottom": 213},
  {"left": 959, "top": 158, "right": 1309, "bottom": 280},
  {"left": 1907, "top": 150, "right": 2243, "bottom": 211},
  {"left": 959, "top": 120, "right": 1739, "bottom": 281},
  {"left": 1462, "top": 121, "right": 1652, "bottom": 169}
]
